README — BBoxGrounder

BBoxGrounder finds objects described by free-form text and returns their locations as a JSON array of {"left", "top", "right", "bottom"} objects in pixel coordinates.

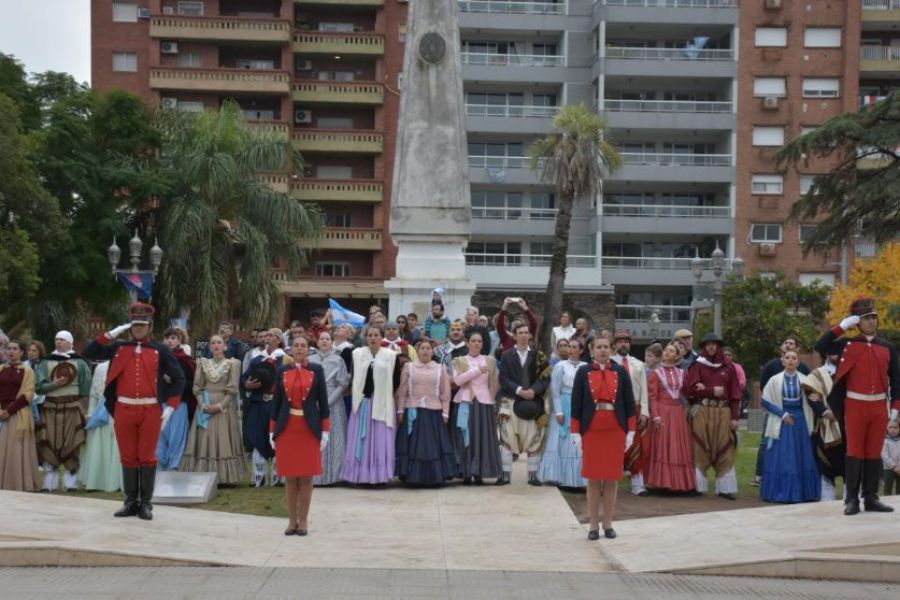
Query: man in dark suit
[{"left": 497, "top": 323, "right": 551, "bottom": 486}]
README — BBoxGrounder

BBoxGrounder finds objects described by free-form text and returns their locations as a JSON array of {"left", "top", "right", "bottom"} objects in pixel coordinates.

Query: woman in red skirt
[
  {"left": 270, "top": 337, "right": 330, "bottom": 536},
  {"left": 571, "top": 336, "right": 636, "bottom": 540}
]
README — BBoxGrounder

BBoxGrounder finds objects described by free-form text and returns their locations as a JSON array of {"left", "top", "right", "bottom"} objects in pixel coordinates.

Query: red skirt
[
  {"left": 582, "top": 411, "right": 626, "bottom": 480},
  {"left": 275, "top": 414, "right": 322, "bottom": 477}
]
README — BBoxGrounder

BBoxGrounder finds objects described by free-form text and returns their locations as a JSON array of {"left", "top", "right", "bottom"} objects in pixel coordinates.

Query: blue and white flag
[{"left": 329, "top": 298, "right": 366, "bottom": 328}]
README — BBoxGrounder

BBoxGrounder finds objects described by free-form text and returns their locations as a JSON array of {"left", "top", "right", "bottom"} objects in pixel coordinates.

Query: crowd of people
[{"left": 0, "top": 291, "right": 897, "bottom": 538}]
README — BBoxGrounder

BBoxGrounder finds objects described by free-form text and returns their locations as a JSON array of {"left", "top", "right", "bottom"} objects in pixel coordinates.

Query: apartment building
[{"left": 91, "top": 0, "right": 406, "bottom": 321}]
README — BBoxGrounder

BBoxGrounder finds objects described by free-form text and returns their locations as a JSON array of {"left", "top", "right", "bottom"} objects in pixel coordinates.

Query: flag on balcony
[
  {"left": 116, "top": 271, "right": 154, "bottom": 300},
  {"left": 683, "top": 36, "right": 709, "bottom": 59},
  {"left": 329, "top": 298, "right": 366, "bottom": 328},
  {"left": 487, "top": 168, "right": 507, "bottom": 183}
]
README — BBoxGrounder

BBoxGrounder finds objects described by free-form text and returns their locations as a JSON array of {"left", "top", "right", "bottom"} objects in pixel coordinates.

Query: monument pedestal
[
  {"left": 386, "top": 236, "right": 476, "bottom": 318},
  {"left": 152, "top": 471, "right": 218, "bottom": 505}
]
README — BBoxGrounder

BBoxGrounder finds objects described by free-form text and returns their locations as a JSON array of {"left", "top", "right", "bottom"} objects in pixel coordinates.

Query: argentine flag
[{"left": 329, "top": 298, "right": 366, "bottom": 328}]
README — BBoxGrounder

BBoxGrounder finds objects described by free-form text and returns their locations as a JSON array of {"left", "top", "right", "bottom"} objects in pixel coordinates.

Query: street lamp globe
[
  {"left": 107, "top": 238, "right": 121, "bottom": 273},
  {"left": 691, "top": 250, "right": 703, "bottom": 281},
  {"left": 732, "top": 256, "right": 745, "bottom": 279},
  {"left": 149, "top": 238, "right": 163, "bottom": 274},
  {"left": 711, "top": 241, "right": 725, "bottom": 276}
]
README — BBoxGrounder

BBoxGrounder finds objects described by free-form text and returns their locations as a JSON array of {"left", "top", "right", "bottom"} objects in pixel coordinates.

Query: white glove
[
  {"left": 891, "top": 408, "right": 898, "bottom": 422},
  {"left": 269, "top": 432, "right": 276, "bottom": 450},
  {"left": 320, "top": 431, "right": 330, "bottom": 452},
  {"left": 160, "top": 406, "right": 174, "bottom": 431},
  {"left": 107, "top": 323, "right": 131, "bottom": 338},
  {"left": 839, "top": 315, "right": 860, "bottom": 331},
  {"left": 625, "top": 431, "right": 635, "bottom": 451},
  {"left": 570, "top": 433, "right": 582, "bottom": 452}
]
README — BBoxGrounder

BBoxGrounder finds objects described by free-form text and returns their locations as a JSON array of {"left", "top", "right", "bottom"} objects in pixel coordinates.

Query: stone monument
[
  {"left": 385, "top": 0, "right": 476, "bottom": 319},
  {"left": 152, "top": 471, "right": 218, "bottom": 505}
]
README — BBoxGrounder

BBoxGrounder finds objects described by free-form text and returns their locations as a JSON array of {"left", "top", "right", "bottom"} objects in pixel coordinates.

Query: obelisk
[{"left": 385, "top": 0, "right": 475, "bottom": 319}]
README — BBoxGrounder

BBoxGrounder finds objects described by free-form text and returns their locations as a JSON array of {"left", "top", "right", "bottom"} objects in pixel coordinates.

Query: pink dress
[{"left": 645, "top": 366, "right": 697, "bottom": 492}]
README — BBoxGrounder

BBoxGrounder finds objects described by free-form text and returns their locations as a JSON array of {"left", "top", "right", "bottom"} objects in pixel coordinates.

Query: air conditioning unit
[
  {"left": 762, "top": 96, "right": 779, "bottom": 110},
  {"left": 161, "top": 42, "right": 179, "bottom": 54},
  {"left": 294, "top": 109, "right": 313, "bottom": 124},
  {"left": 758, "top": 243, "right": 777, "bottom": 256},
  {"left": 296, "top": 59, "right": 313, "bottom": 71},
  {"left": 764, "top": 0, "right": 782, "bottom": 8},
  {"left": 138, "top": 7, "right": 151, "bottom": 19},
  {"left": 161, "top": 97, "right": 178, "bottom": 109},
  {"left": 162, "top": 6, "right": 174, "bottom": 15}
]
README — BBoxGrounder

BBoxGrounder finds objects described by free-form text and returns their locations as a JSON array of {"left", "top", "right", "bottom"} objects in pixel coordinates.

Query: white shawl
[
  {"left": 762, "top": 371, "right": 815, "bottom": 440},
  {"left": 352, "top": 346, "right": 398, "bottom": 428}
]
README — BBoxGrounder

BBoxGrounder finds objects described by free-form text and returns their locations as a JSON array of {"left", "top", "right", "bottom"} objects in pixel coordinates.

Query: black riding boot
[
  {"left": 138, "top": 466, "right": 157, "bottom": 521},
  {"left": 863, "top": 459, "right": 894, "bottom": 513},
  {"left": 844, "top": 457, "right": 862, "bottom": 515},
  {"left": 114, "top": 467, "right": 140, "bottom": 517}
]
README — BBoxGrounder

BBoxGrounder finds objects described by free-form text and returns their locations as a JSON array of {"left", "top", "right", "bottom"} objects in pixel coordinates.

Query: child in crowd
[{"left": 883, "top": 420, "right": 900, "bottom": 496}]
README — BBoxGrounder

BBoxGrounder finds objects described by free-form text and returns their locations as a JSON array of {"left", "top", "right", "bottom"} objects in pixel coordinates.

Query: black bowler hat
[{"left": 700, "top": 332, "right": 724, "bottom": 346}]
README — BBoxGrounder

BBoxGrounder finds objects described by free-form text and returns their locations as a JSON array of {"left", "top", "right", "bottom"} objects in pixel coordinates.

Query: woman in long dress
[
  {"left": 78, "top": 361, "right": 122, "bottom": 492},
  {"left": 645, "top": 343, "right": 696, "bottom": 492},
  {"left": 341, "top": 326, "right": 401, "bottom": 485},
  {"left": 332, "top": 324, "right": 356, "bottom": 418},
  {"left": 450, "top": 330, "right": 502, "bottom": 484},
  {"left": 760, "top": 349, "right": 820, "bottom": 503},
  {"left": 0, "top": 341, "right": 41, "bottom": 491},
  {"left": 308, "top": 330, "right": 349, "bottom": 486},
  {"left": 156, "top": 328, "right": 195, "bottom": 471},
  {"left": 539, "top": 337, "right": 587, "bottom": 489},
  {"left": 181, "top": 334, "right": 247, "bottom": 485},
  {"left": 571, "top": 336, "right": 636, "bottom": 540},
  {"left": 396, "top": 339, "right": 457, "bottom": 486},
  {"left": 271, "top": 336, "right": 330, "bottom": 535}
]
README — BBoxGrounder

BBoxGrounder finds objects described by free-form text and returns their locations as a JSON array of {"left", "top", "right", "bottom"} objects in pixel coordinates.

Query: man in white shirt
[
  {"left": 551, "top": 311, "right": 576, "bottom": 351},
  {"left": 611, "top": 329, "right": 650, "bottom": 496}
]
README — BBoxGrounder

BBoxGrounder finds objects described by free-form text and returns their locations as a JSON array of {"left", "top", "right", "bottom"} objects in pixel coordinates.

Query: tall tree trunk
[{"left": 540, "top": 189, "right": 575, "bottom": 352}]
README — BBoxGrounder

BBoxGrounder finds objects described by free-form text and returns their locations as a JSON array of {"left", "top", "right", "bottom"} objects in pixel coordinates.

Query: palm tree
[
  {"left": 528, "top": 103, "right": 621, "bottom": 351},
  {"left": 154, "top": 100, "right": 322, "bottom": 335}
]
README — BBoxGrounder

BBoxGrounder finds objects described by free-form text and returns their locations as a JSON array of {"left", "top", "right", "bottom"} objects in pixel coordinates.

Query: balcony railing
[
  {"left": 602, "top": 203, "right": 730, "bottom": 218},
  {"left": 466, "top": 253, "right": 597, "bottom": 267},
  {"left": 602, "top": 256, "right": 733, "bottom": 270},
  {"left": 149, "top": 68, "right": 291, "bottom": 93},
  {"left": 603, "top": 0, "right": 737, "bottom": 6},
  {"left": 603, "top": 99, "right": 733, "bottom": 113},
  {"left": 860, "top": 95, "right": 888, "bottom": 107},
  {"left": 473, "top": 206, "right": 558, "bottom": 220},
  {"left": 292, "top": 129, "right": 384, "bottom": 153},
  {"left": 292, "top": 81, "right": 384, "bottom": 104},
  {"left": 293, "top": 32, "right": 385, "bottom": 55},
  {"left": 620, "top": 152, "right": 732, "bottom": 167},
  {"left": 458, "top": 0, "right": 568, "bottom": 14},
  {"left": 466, "top": 103, "right": 560, "bottom": 118},
  {"left": 461, "top": 52, "right": 565, "bottom": 67},
  {"left": 615, "top": 304, "right": 693, "bottom": 322},
  {"left": 860, "top": 45, "right": 900, "bottom": 61},
  {"left": 862, "top": 0, "right": 900, "bottom": 9},
  {"left": 312, "top": 228, "right": 383, "bottom": 251},
  {"left": 292, "top": 179, "right": 383, "bottom": 203},
  {"left": 605, "top": 46, "right": 734, "bottom": 61},
  {"left": 149, "top": 16, "right": 291, "bottom": 43},
  {"left": 468, "top": 155, "right": 540, "bottom": 168},
  {"left": 247, "top": 121, "right": 290, "bottom": 139}
]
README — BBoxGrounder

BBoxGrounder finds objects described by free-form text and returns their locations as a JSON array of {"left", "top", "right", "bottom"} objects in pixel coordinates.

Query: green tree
[
  {"left": 150, "top": 100, "right": 322, "bottom": 335},
  {"left": 0, "top": 54, "right": 39, "bottom": 131},
  {"left": 775, "top": 92, "right": 900, "bottom": 251},
  {"left": 695, "top": 272, "right": 831, "bottom": 380},
  {"left": 529, "top": 104, "right": 621, "bottom": 350}
]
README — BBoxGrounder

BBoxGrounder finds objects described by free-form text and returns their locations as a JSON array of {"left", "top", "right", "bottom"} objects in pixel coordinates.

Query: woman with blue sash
[
  {"left": 539, "top": 337, "right": 587, "bottom": 489},
  {"left": 760, "top": 350, "right": 821, "bottom": 503}
]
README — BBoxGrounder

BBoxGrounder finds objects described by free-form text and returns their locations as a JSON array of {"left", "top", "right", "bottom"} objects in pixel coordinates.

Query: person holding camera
[{"left": 495, "top": 298, "right": 539, "bottom": 355}]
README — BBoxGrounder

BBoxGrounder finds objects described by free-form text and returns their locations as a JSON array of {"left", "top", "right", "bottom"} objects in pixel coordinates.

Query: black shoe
[
  {"left": 587, "top": 530, "right": 600, "bottom": 541},
  {"left": 138, "top": 503, "right": 153, "bottom": 521},
  {"left": 114, "top": 502, "right": 139, "bottom": 518},
  {"left": 495, "top": 472, "right": 511, "bottom": 486},
  {"left": 285, "top": 527, "right": 298, "bottom": 536},
  {"left": 474, "top": 476, "right": 485, "bottom": 486},
  {"left": 114, "top": 467, "right": 140, "bottom": 518},
  {"left": 862, "top": 459, "right": 894, "bottom": 513},
  {"left": 138, "top": 466, "right": 156, "bottom": 521},
  {"left": 462, "top": 476, "right": 473, "bottom": 485},
  {"left": 296, "top": 529, "right": 308, "bottom": 536},
  {"left": 637, "top": 490, "right": 650, "bottom": 497},
  {"left": 717, "top": 493, "right": 736, "bottom": 501},
  {"left": 604, "top": 528, "right": 617, "bottom": 539},
  {"left": 844, "top": 498, "right": 861, "bottom": 515},
  {"left": 864, "top": 498, "right": 894, "bottom": 513},
  {"left": 527, "top": 473, "right": 541, "bottom": 487}
]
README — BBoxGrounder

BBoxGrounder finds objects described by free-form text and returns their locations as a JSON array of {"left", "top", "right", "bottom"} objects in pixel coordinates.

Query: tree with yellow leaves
[{"left": 828, "top": 243, "right": 900, "bottom": 331}]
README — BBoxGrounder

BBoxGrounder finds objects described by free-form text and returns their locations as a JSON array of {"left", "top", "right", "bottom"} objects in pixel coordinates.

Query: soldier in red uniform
[
  {"left": 815, "top": 296, "right": 900, "bottom": 515},
  {"left": 83, "top": 303, "right": 185, "bottom": 520}
]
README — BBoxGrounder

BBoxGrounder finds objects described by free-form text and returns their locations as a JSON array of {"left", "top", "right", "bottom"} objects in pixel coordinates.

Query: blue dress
[
  {"left": 761, "top": 374, "right": 821, "bottom": 503},
  {"left": 538, "top": 360, "right": 587, "bottom": 488}
]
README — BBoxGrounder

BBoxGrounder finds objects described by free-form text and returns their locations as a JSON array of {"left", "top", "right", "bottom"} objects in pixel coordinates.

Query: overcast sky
[{"left": 0, "top": 0, "right": 91, "bottom": 84}]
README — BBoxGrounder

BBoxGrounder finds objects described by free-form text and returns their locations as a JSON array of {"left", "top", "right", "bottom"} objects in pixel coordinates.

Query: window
[
  {"left": 112, "top": 52, "right": 138, "bottom": 72},
  {"left": 802, "top": 78, "right": 840, "bottom": 98},
  {"left": 751, "top": 223, "right": 783, "bottom": 243},
  {"left": 804, "top": 27, "right": 841, "bottom": 48},
  {"left": 315, "top": 165, "right": 353, "bottom": 179},
  {"left": 752, "top": 126, "right": 785, "bottom": 146},
  {"left": 178, "top": 1, "right": 204, "bottom": 16},
  {"left": 317, "top": 117, "right": 353, "bottom": 129},
  {"left": 318, "top": 22, "right": 355, "bottom": 32},
  {"left": 755, "top": 27, "right": 788, "bottom": 47},
  {"left": 799, "top": 273, "right": 835, "bottom": 287},
  {"left": 112, "top": 1, "right": 138, "bottom": 22},
  {"left": 751, "top": 174, "right": 784, "bottom": 195},
  {"left": 798, "top": 224, "right": 817, "bottom": 243},
  {"left": 799, "top": 175, "right": 815, "bottom": 194},
  {"left": 316, "top": 262, "right": 351, "bottom": 277},
  {"left": 465, "top": 242, "right": 522, "bottom": 265},
  {"left": 177, "top": 52, "right": 203, "bottom": 68},
  {"left": 753, "top": 77, "right": 786, "bottom": 97},
  {"left": 178, "top": 101, "right": 204, "bottom": 113},
  {"left": 800, "top": 126, "right": 817, "bottom": 136},
  {"left": 324, "top": 213, "right": 351, "bottom": 228},
  {"left": 236, "top": 59, "right": 274, "bottom": 70}
]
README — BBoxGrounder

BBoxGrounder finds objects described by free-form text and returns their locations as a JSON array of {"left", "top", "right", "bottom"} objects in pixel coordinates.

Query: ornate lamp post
[
  {"left": 692, "top": 242, "right": 744, "bottom": 338},
  {"left": 108, "top": 231, "right": 163, "bottom": 305}
]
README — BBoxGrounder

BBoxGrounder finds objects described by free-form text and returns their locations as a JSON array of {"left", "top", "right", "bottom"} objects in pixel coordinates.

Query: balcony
[
  {"left": 312, "top": 228, "right": 383, "bottom": 251},
  {"left": 465, "top": 253, "right": 603, "bottom": 290},
  {"left": 465, "top": 103, "right": 558, "bottom": 134},
  {"left": 614, "top": 304, "right": 693, "bottom": 341},
  {"left": 603, "top": 46, "right": 735, "bottom": 78},
  {"left": 615, "top": 152, "right": 732, "bottom": 182},
  {"left": 467, "top": 155, "right": 544, "bottom": 185},
  {"left": 862, "top": 0, "right": 900, "bottom": 22},
  {"left": 601, "top": 203, "right": 731, "bottom": 235},
  {"left": 247, "top": 121, "right": 290, "bottom": 140},
  {"left": 461, "top": 52, "right": 565, "bottom": 67},
  {"left": 602, "top": 204, "right": 729, "bottom": 218},
  {"left": 860, "top": 46, "right": 900, "bottom": 73},
  {"left": 149, "top": 16, "right": 291, "bottom": 44},
  {"left": 603, "top": 99, "right": 735, "bottom": 130},
  {"left": 603, "top": 0, "right": 736, "bottom": 6},
  {"left": 472, "top": 206, "right": 576, "bottom": 236},
  {"left": 292, "top": 81, "right": 384, "bottom": 105},
  {"left": 458, "top": 0, "right": 568, "bottom": 14},
  {"left": 604, "top": 99, "right": 732, "bottom": 113},
  {"left": 292, "top": 129, "right": 384, "bottom": 154},
  {"left": 259, "top": 173, "right": 290, "bottom": 193},
  {"left": 605, "top": 47, "right": 733, "bottom": 61},
  {"left": 602, "top": 256, "right": 732, "bottom": 286},
  {"left": 292, "top": 179, "right": 383, "bottom": 203},
  {"left": 150, "top": 68, "right": 291, "bottom": 94},
  {"left": 293, "top": 32, "right": 385, "bottom": 56},
  {"left": 859, "top": 94, "right": 888, "bottom": 108},
  {"left": 620, "top": 152, "right": 730, "bottom": 167}
]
